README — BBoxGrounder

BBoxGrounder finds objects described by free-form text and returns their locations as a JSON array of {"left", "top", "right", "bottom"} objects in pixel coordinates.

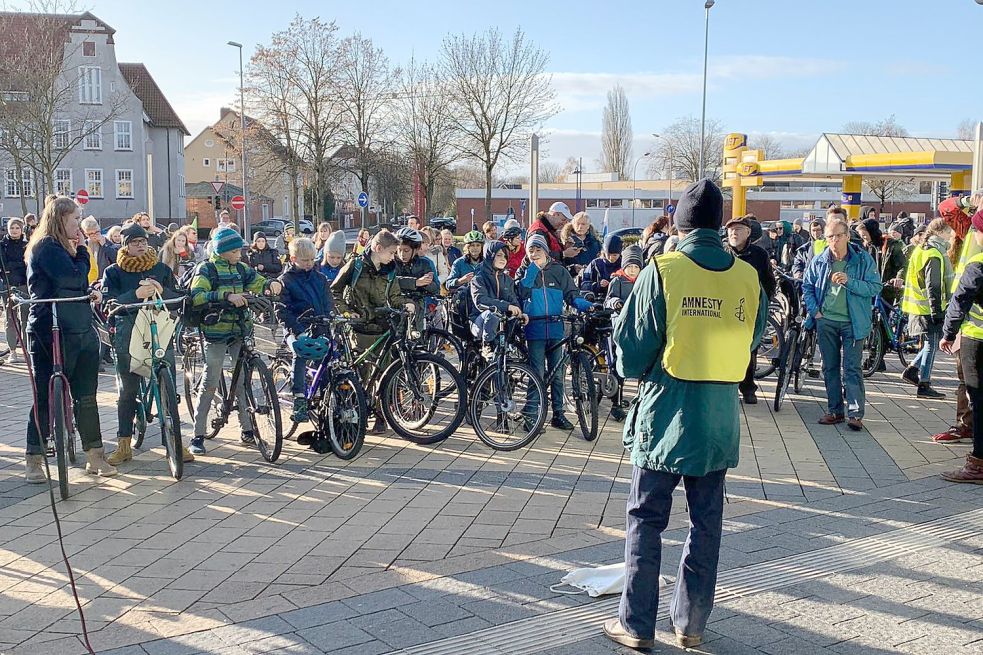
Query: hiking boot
[
  {"left": 847, "top": 417, "right": 864, "bottom": 431},
  {"left": 917, "top": 383, "right": 946, "bottom": 399},
  {"left": 602, "top": 618, "right": 654, "bottom": 650},
  {"left": 551, "top": 413, "right": 575, "bottom": 430},
  {"left": 675, "top": 629, "right": 704, "bottom": 649},
  {"left": 876, "top": 359, "right": 887, "bottom": 372},
  {"left": 932, "top": 426, "right": 972, "bottom": 444},
  {"left": 742, "top": 390, "right": 758, "bottom": 405},
  {"left": 368, "top": 412, "right": 387, "bottom": 435},
  {"left": 25, "top": 454, "right": 46, "bottom": 483},
  {"left": 941, "top": 454, "right": 983, "bottom": 484},
  {"left": 240, "top": 430, "right": 256, "bottom": 445},
  {"left": 182, "top": 446, "right": 196, "bottom": 463},
  {"left": 291, "top": 397, "right": 309, "bottom": 423},
  {"left": 610, "top": 406, "right": 627, "bottom": 422},
  {"left": 818, "top": 413, "right": 844, "bottom": 425},
  {"left": 84, "top": 447, "right": 118, "bottom": 477},
  {"left": 901, "top": 366, "right": 920, "bottom": 386},
  {"left": 106, "top": 436, "right": 132, "bottom": 466},
  {"left": 189, "top": 436, "right": 207, "bottom": 455}
]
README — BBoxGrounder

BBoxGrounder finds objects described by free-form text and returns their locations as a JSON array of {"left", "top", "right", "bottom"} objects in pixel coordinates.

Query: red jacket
[
  {"left": 527, "top": 218, "right": 563, "bottom": 259},
  {"left": 505, "top": 242, "right": 525, "bottom": 278}
]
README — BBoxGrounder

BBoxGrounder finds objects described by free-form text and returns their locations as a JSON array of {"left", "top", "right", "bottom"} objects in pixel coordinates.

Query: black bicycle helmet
[
  {"left": 502, "top": 226, "right": 523, "bottom": 240},
  {"left": 395, "top": 227, "right": 423, "bottom": 246}
]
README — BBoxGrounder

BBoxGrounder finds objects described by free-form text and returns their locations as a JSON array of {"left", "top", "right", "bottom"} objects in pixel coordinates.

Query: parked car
[
  {"left": 429, "top": 216, "right": 457, "bottom": 232},
  {"left": 249, "top": 219, "right": 314, "bottom": 239},
  {"left": 609, "top": 227, "right": 643, "bottom": 244}
]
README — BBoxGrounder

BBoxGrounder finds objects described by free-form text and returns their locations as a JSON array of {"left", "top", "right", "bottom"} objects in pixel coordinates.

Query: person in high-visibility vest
[
  {"left": 938, "top": 211, "right": 983, "bottom": 484},
  {"left": 603, "top": 180, "right": 768, "bottom": 651},
  {"left": 901, "top": 218, "right": 955, "bottom": 399}
]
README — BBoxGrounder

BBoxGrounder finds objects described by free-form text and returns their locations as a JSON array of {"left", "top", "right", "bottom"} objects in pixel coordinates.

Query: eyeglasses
[{"left": 824, "top": 232, "right": 848, "bottom": 240}]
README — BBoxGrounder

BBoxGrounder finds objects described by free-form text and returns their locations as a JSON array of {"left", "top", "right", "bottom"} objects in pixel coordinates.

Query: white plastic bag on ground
[{"left": 552, "top": 562, "right": 625, "bottom": 597}]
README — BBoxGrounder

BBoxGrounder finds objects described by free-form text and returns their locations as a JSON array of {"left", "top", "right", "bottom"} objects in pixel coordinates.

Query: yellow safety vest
[
  {"left": 960, "top": 252, "right": 983, "bottom": 340},
  {"left": 655, "top": 251, "right": 761, "bottom": 383},
  {"left": 812, "top": 239, "right": 827, "bottom": 256},
  {"left": 901, "top": 245, "right": 947, "bottom": 316},
  {"left": 952, "top": 229, "right": 979, "bottom": 294}
]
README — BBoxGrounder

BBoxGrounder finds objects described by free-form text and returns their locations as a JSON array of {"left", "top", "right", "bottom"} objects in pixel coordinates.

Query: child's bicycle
[
  {"left": 184, "top": 294, "right": 284, "bottom": 463},
  {"left": 12, "top": 291, "right": 90, "bottom": 499},
  {"left": 272, "top": 312, "right": 367, "bottom": 459},
  {"left": 105, "top": 296, "right": 186, "bottom": 480}
]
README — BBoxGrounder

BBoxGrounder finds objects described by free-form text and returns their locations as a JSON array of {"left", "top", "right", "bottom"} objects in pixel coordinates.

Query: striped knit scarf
[{"left": 117, "top": 247, "right": 159, "bottom": 273}]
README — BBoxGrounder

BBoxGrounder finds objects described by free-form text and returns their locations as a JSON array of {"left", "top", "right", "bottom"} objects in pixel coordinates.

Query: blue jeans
[
  {"left": 911, "top": 324, "right": 941, "bottom": 384},
  {"left": 526, "top": 338, "right": 565, "bottom": 414},
  {"left": 817, "top": 318, "right": 865, "bottom": 419},
  {"left": 620, "top": 466, "right": 727, "bottom": 640},
  {"left": 292, "top": 355, "right": 308, "bottom": 395}
]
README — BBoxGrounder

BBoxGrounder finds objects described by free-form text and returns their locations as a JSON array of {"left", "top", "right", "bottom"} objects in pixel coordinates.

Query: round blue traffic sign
[
  {"left": 357, "top": 192, "right": 369, "bottom": 208},
  {"left": 665, "top": 203, "right": 675, "bottom": 214}
]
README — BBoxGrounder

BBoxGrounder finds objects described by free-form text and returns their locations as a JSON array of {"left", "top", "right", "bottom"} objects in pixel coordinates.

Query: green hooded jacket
[{"left": 613, "top": 229, "right": 769, "bottom": 476}]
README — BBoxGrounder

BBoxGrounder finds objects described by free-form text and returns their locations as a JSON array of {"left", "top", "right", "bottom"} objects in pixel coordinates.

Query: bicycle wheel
[
  {"left": 50, "top": 379, "right": 70, "bottom": 500},
  {"left": 380, "top": 353, "right": 466, "bottom": 445},
  {"left": 754, "top": 315, "right": 784, "bottom": 380},
  {"left": 861, "top": 317, "right": 886, "bottom": 378},
  {"left": 133, "top": 394, "right": 148, "bottom": 449},
  {"left": 422, "top": 328, "right": 464, "bottom": 372},
  {"left": 182, "top": 340, "right": 202, "bottom": 423},
  {"left": 470, "top": 360, "right": 547, "bottom": 451},
  {"left": 156, "top": 366, "right": 183, "bottom": 480},
  {"left": 322, "top": 371, "right": 367, "bottom": 459},
  {"left": 773, "top": 328, "right": 799, "bottom": 412},
  {"left": 572, "top": 352, "right": 599, "bottom": 441},
  {"left": 245, "top": 356, "right": 282, "bottom": 463},
  {"left": 272, "top": 359, "right": 300, "bottom": 440}
]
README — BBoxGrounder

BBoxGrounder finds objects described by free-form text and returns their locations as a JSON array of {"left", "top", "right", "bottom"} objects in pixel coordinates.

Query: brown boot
[
  {"left": 941, "top": 454, "right": 983, "bottom": 484},
  {"left": 106, "top": 436, "right": 132, "bottom": 466}
]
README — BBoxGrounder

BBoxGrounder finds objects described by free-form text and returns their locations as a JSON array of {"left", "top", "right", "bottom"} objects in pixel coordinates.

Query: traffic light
[{"left": 215, "top": 196, "right": 222, "bottom": 210}]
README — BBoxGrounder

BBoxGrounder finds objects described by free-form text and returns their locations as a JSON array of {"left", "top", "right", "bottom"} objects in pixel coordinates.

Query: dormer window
[{"left": 83, "top": 41, "right": 95, "bottom": 57}]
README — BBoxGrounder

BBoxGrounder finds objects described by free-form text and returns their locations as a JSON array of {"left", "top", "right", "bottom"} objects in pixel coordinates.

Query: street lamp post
[
  {"left": 573, "top": 161, "right": 583, "bottom": 213},
  {"left": 631, "top": 151, "right": 651, "bottom": 226},
  {"left": 698, "top": 0, "right": 714, "bottom": 180},
  {"left": 227, "top": 41, "right": 248, "bottom": 235},
  {"left": 653, "top": 133, "right": 675, "bottom": 213}
]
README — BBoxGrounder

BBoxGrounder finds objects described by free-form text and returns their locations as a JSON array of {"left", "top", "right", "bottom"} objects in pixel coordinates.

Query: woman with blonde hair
[
  {"left": 160, "top": 229, "right": 197, "bottom": 278},
  {"left": 313, "top": 221, "right": 332, "bottom": 255},
  {"left": 561, "top": 211, "right": 602, "bottom": 270},
  {"left": 23, "top": 197, "right": 115, "bottom": 482}
]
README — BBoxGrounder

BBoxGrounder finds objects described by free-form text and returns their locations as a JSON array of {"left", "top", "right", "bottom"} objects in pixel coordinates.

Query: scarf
[{"left": 117, "top": 247, "right": 159, "bottom": 273}]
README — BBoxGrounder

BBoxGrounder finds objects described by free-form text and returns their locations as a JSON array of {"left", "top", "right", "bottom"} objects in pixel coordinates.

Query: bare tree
[
  {"left": 398, "top": 56, "right": 459, "bottom": 220},
  {"left": 957, "top": 119, "right": 978, "bottom": 140},
  {"left": 0, "top": 3, "right": 126, "bottom": 213},
  {"left": 557, "top": 156, "right": 580, "bottom": 181},
  {"left": 336, "top": 33, "right": 400, "bottom": 227},
  {"left": 647, "top": 116, "right": 724, "bottom": 184},
  {"left": 537, "top": 160, "right": 563, "bottom": 183},
  {"left": 842, "top": 116, "right": 915, "bottom": 213},
  {"left": 600, "top": 85, "right": 633, "bottom": 178},
  {"left": 750, "top": 134, "right": 790, "bottom": 160},
  {"left": 441, "top": 27, "right": 558, "bottom": 221}
]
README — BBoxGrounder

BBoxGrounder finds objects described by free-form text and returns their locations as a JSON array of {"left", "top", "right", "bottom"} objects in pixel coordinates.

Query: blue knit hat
[
  {"left": 213, "top": 226, "right": 244, "bottom": 254},
  {"left": 526, "top": 233, "right": 550, "bottom": 254}
]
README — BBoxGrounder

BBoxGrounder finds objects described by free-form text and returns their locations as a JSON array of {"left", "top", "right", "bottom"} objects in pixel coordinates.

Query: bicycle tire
[
  {"left": 421, "top": 328, "right": 464, "bottom": 370},
  {"left": 133, "top": 396, "right": 148, "bottom": 449},
  {"left": 862, "top": 317, "right": 886, "bottom": 378},
  {"left": 380, "top": 353, "right": 465, "bottom": 445},
  {"left": 245, "top": 357, "right": 282, "bottom": 463},
  {"left": 66, "top": 424, "right": 77, "bottom": 464},
  {"left": 272, "top": 360, "right": 300, "bottom": 440},
  {"left": 469, "top": 360, "right": 546, "bottom": 451},
  {"left": 754, "top": 315, "right": 784, "bottom": 380},
  {"left": 182, "top": 341, "right": 202, "bottom": 423},
  {"left": 51, "top": 380, "right": 70, "bottom": 500},
  {"left": 773, "top": 328, "right": 799, "bottom": 412},
  {"left": 205, "top": 372, "right": 227, "bottom": 440},
  {"left": 572, "top": 352, "right": 599, "bottom": 441},
  {"left": 325, "top": 371, "right": 367, "bottom": 460},
  {"left": 157, "top": 366, "right": 183, "bottom": 480}
]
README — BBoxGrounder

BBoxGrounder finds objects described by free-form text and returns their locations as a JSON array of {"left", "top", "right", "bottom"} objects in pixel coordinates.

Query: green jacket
[
  {"left": 190, "top": 254, "right": 270, "bottom": 342},
  {"left": 330, "top": 251, "right": 408, "bottom": 334},
  {"left": 613, "top": 229, "right": 769, "bottom": 476}
]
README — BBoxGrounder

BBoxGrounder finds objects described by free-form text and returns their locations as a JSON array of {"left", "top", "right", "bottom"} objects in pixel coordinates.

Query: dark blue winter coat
[
  {"left": 517, "top": 257, "right": 592, "bottom": 341},
  {"left": 26, "top": 237, "right": 94, "bottom": 336},
  {"left": 319, "top": 263, "right": 342, "bottom": 284},
  {"left": 277, "top": 265, "right": 334, "bottom": 336},
  {"left": 470, "top": 241, "right": 519, "bottom": 320}
]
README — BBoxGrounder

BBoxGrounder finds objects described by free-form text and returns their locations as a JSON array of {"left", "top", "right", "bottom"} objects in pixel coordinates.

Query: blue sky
[{"left": 78, "top": 0, "right": 982, "bottom": 171}]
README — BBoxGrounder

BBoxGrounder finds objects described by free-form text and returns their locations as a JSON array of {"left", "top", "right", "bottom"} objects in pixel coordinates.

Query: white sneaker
[{"left": 7, "top": 351, "right": 19, "bottom": 364}]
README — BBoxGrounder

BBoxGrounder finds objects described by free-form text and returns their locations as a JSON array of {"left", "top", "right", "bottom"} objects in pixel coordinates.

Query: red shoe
[
  {"left": 818, "top": 414, "right": 845, "bottom": 425},
  {"left": 941, "top": 455, "right": 983, "bottom": 484},
  {"left": 933, "top": 426, "right": 972, "bottom": 444}
]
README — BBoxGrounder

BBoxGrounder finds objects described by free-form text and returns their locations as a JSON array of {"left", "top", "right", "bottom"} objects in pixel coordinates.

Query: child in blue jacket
[
  {"left": 517, "top": 234, "right": 593, "bottom": 430},
  {"left": 579, "top": 233, "right": 623, "bottom": 297}
]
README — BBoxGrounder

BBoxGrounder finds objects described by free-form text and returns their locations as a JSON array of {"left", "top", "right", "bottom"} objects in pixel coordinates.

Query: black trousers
[
  {"left": 958, "top": 336, "right": 983, "bottom": 458},
  {"left": 739, "top": 348, "right": 758, "bottom": 395}
]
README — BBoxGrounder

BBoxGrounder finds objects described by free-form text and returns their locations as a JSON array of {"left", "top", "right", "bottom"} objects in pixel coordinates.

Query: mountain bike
[
  {"left": 862, "top": 294, "right": 919, "bottom": 377},
  {"left": 106, "top": 296, "right": 185, "bottom": 479}
]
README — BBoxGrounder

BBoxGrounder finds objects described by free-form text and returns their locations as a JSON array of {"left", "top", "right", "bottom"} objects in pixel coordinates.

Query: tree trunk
[{"left": 484, "top": 164, "right": 493, "bottom": 227}]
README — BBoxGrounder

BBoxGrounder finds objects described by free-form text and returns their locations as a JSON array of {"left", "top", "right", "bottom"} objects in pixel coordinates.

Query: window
[
  {"left": 204, "top": 139, "right": 214, "bottom": 148},
  {"left": 116, "top": 169, "right": 133, "bottom": 198},
  {"left": 78, "top": 66, "right": 102, "bottom": 104},
  {"left": 83, "top": 121, "right": 101, "bottom": 150},
  {"left": 53, "top": 120, "right": 70, "bottom": 149},
  {"left": 114, "top": 121, "right": 132, "bottom": 151},
  {"left": 585, "top": 198, "right": 599, "bottom": 209},
  {"left": 82, "top": 41, "right": 95, "bottom": 57},
  {"left": 21, "top": 169, "right": 34, "bottom": 198},
  {"left": 595, "top": 199, "right": 610, "bottom": 209},
  {"left": 5, "top": 170, "right": 19, "bottom": 198},
  {"left": 262, "top": 204, "right": 271, "bottom": 220},
  {"left": 55, "top": 169, "right": 73, "bottom": 196},
  {"left": 178, "top": 173, "right": 185, "bottom": 198},
  {"left": 85, "top": 169, "right": 103, "bottom": 198},
  {"left": 217, "top": 158, "right": 236, "bottom": 173},
  {"left": 608, "top": 199, "right": 624, "bottom": 208},
  {"left": 202, "top": 158, "right": 210, "bottom": 167}
]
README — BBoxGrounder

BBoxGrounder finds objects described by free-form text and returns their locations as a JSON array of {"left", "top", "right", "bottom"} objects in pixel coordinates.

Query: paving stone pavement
[{"left": 0, "top": 331, "right": 979, "bottom": 654}]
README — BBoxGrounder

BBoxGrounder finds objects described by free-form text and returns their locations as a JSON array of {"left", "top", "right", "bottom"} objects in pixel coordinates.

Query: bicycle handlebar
[
  {"left": 11, "top": 293, "right": 93, "bottom": 306},
  {"left": 105, "top": 296, "right": 185, "bottom": 318}
]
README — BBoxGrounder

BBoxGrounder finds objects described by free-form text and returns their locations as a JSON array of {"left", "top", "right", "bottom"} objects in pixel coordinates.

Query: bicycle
[
  {"left": 184, "top": 294, "right": 283, "bottom": 463},
  {"left": 12, "top": 292, "right": 89, "bottom": 499},
  {"left": 468, "top": 310, "right": 547, "bottom": 451},
  {"left": 773, "top": 277, "right": 810, "bottom": 412},
  {"left": 272, "top": 312, "right": 368, "bottom": 459},
  {"left": 348, "top": 306, "right": 466, "bottom": 445},
  {"left": 862, "top": 294, "right": 919, "bottom": 378},
  {"left": 106, "top": 296, "right": 185, "bottom": 479}
]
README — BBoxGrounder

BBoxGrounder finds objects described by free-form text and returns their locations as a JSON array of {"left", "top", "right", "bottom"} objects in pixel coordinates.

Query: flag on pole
[{"left": 602, "top": 208, "right": 609, "bottom": 238}]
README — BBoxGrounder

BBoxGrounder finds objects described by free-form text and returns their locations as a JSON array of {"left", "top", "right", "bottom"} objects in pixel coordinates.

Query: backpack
[{"left": 182, "top": 260, "right": 248, "bottom": 328}]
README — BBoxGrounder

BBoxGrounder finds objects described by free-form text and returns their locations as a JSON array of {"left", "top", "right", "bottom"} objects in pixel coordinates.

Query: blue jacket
[
  {"left": 447, "top": 245, "right": 463, "bottom": 266},
  {"left": 446, "top": 255, "right": 481, "bottom": 291},
  {"left": 470, "top": 241, "right": 519, "bottom": 319},
  {"left": 579, "top": 256, "right": 621, "bottom": 297},
  {"left": 565, "top": 229, "right": 603, "bottom": 267},
  {"left": 802, "top": 242, "right": 882, "bottom": 339},
  {"left": 319, "top": 262, "right": 342, "bottom": 284},
  {"left": 277, "top": 265, "right": 334, "bottom": 336},
  {"left": 517, "top": 257, "right": 592, "bottom": 340},
  {"left": 26, "top": 237, "right": 94, "bottom": 335}
]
